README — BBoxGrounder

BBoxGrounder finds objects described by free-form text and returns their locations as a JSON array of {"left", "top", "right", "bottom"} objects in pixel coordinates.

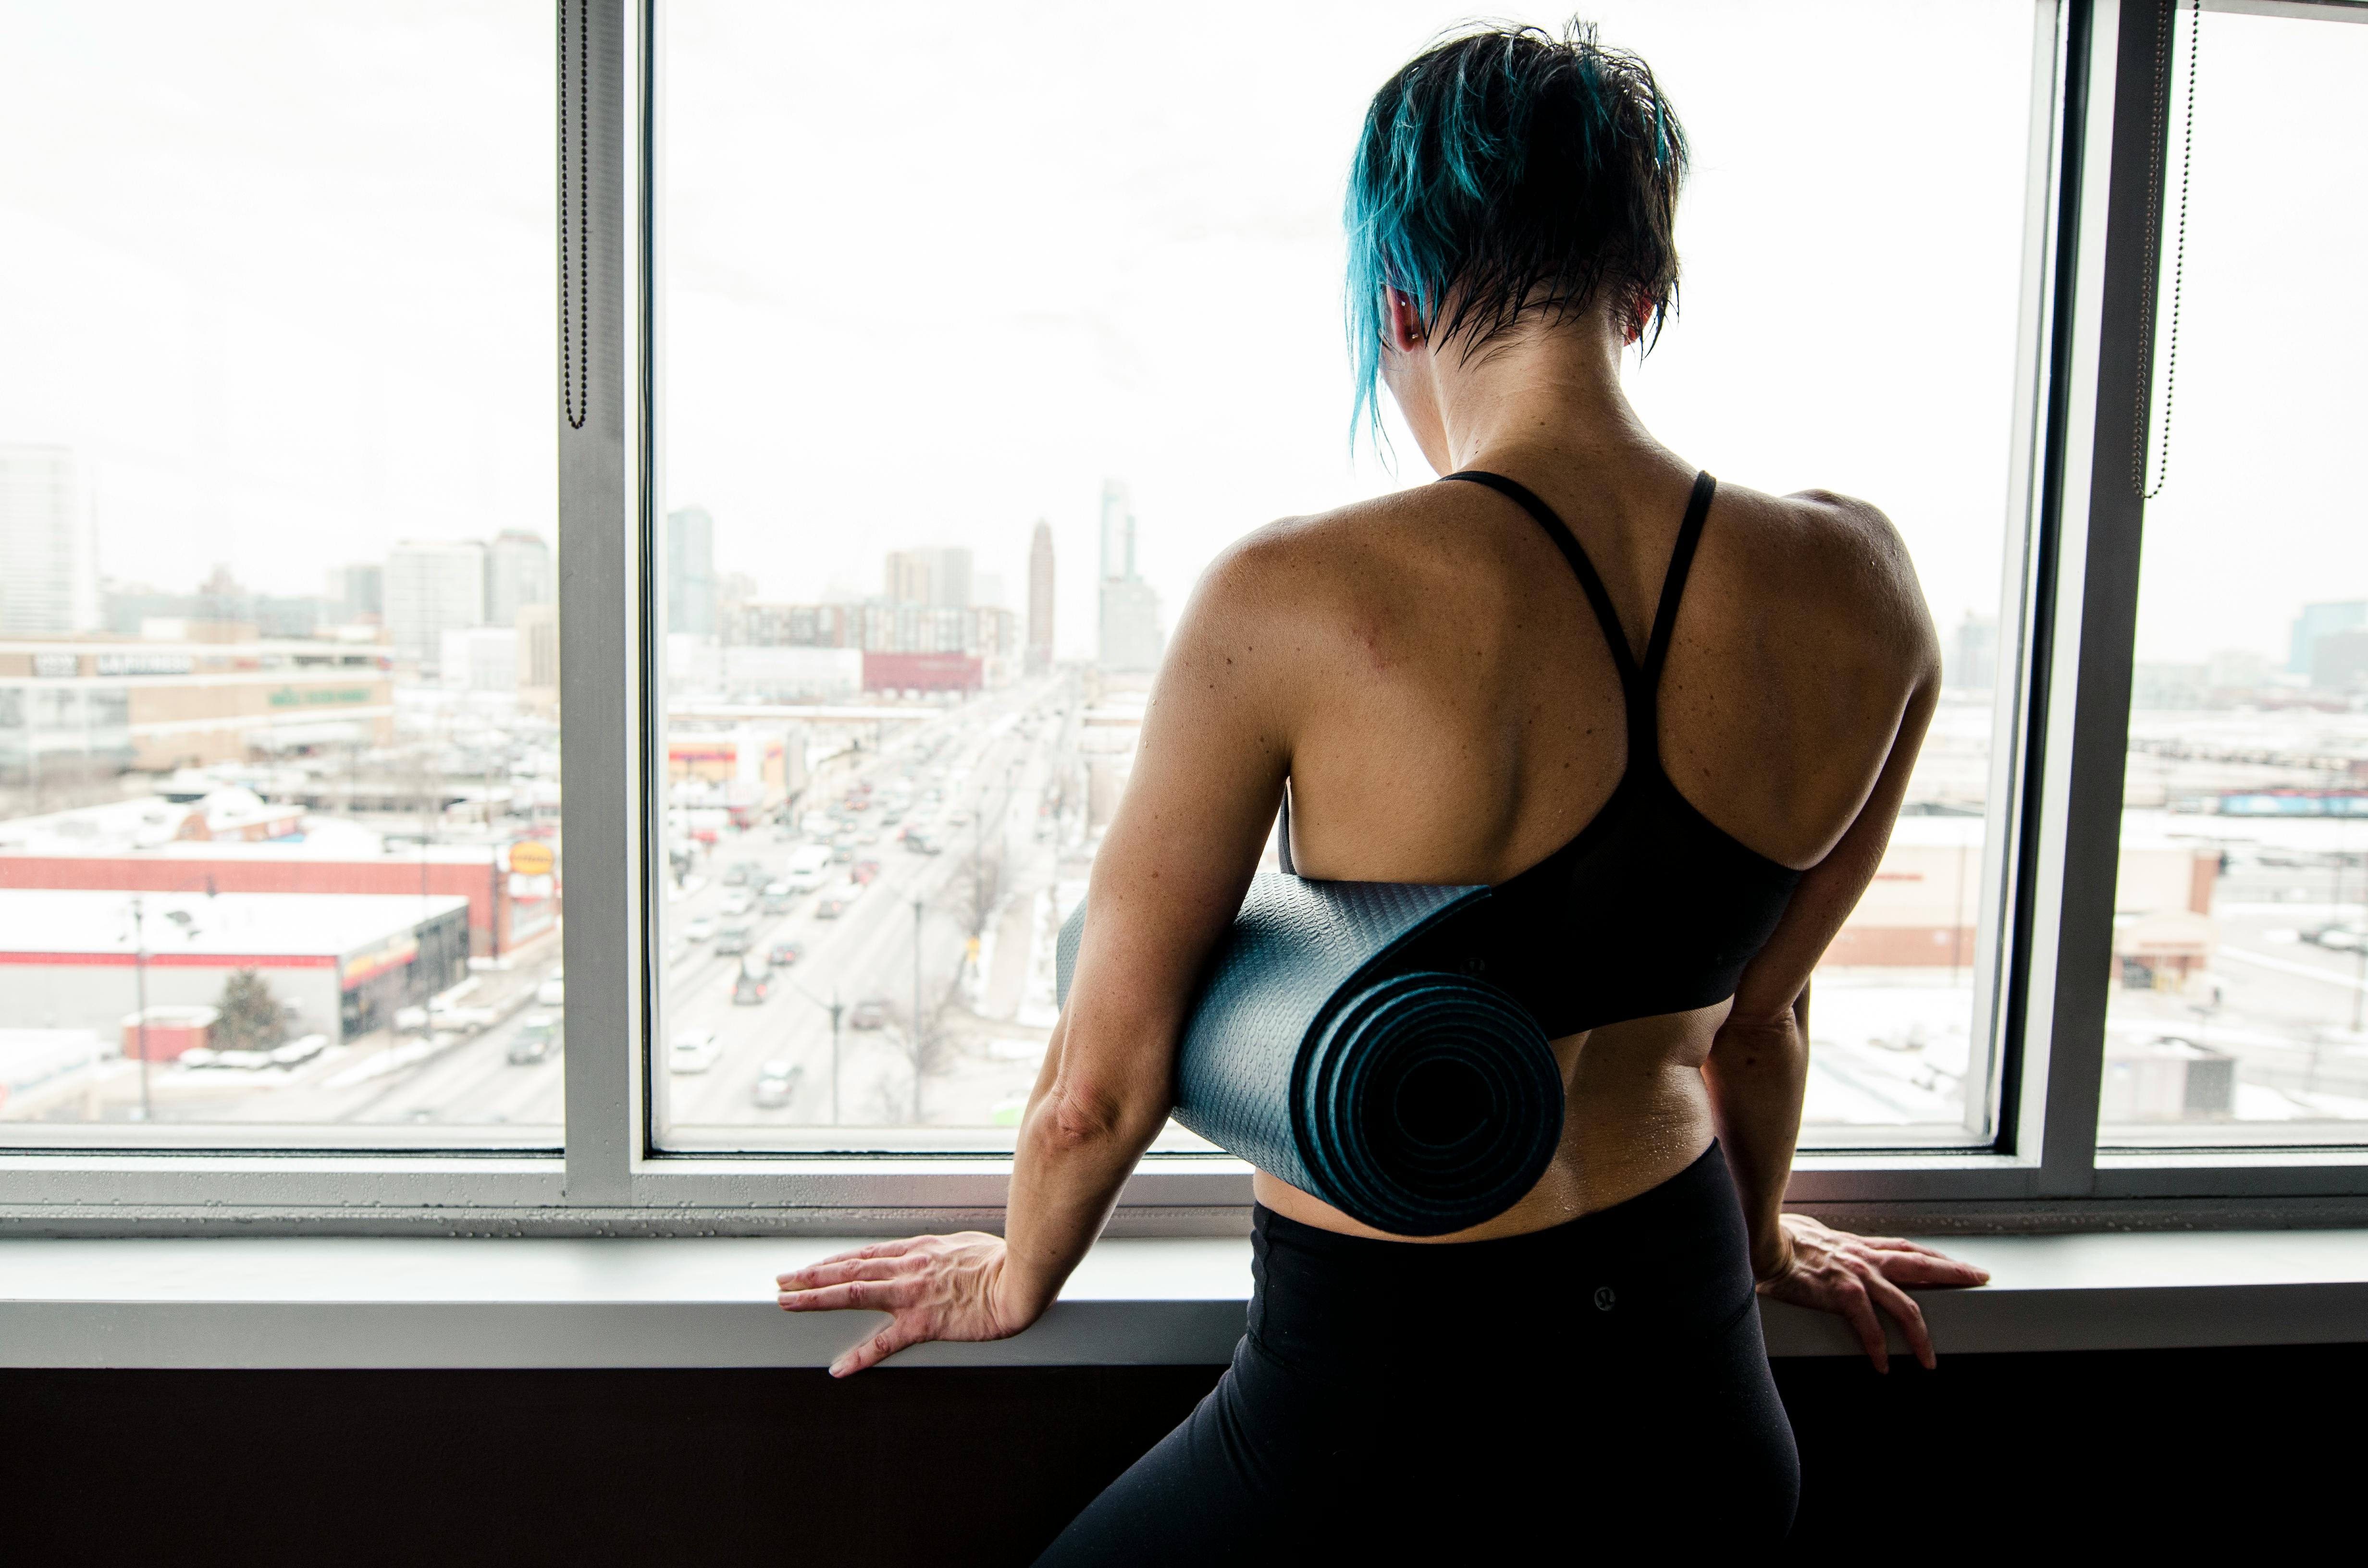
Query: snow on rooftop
[
  {"left": 0, "top": 890, "right": 469, "bottom": 958},
  {"left": 0, "top": 794, "right": 498, "bottom": 863}
]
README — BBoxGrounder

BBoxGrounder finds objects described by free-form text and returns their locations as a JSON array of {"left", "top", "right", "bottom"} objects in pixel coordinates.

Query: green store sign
[{"left": 268, "top": 687, "right": 374, "bottom": 708}]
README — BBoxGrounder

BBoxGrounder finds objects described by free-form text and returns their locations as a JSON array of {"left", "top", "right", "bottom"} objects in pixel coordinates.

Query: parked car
[
  {"left": 849, "top": 998, "right": 889, "bottom": 1030},
  {"left": 731, "top": 969, "right": 769, "bottom": 1005},
  {"left": 715, "top": 922, "right": 754, "bottom": 957},
  {"left": 766, "top": 941, "right": 802, "bottom": 968},
  {"left": 752, "top": 1059, "right": 802, "bottom": 1109},
  {"left": 669, "top": 1029, "right": 722, "bottom": 1074},
  {"left": 815, "top": 897, "right": 848, "bottom": 920},
  {"left": 535, "top": 969, "right": 565, "bottom": 1007},
  {"left": 685, "top": 915, "right": 716, "bottom": 943},
  {"left": 507, "top": 1014, "right": 563, "bottom": 1065}
]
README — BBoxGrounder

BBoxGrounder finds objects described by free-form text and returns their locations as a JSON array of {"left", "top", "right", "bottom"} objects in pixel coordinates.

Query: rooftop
[{"left": 0, "top": 890, "right": 470, "bottom": 959}]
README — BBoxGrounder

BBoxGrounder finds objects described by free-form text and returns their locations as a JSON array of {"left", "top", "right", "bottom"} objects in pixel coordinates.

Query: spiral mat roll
[{"left": 1057, "top": 874, "right": 1561, "bottom": 1237}]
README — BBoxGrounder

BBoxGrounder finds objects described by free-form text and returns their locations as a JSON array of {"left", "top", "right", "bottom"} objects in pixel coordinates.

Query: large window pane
[
  {"left": 2102, "top": 6, "right": 2368, "bottom": 1148},
  {"left": 0, "top": 2, "right": 560, "bottom": 1148},
  {"left": 654, "top": 0, "right": 2042, "bottom": 1151}
]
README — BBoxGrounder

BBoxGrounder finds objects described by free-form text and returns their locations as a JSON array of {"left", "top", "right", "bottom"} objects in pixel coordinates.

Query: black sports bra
[{"left": 1279, "top": 469, "right": 1804, "bottom": 1039}]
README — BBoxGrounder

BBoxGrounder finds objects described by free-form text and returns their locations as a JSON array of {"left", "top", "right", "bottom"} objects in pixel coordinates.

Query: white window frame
[{"left": 5, "top": 0, "right": 2365, "bottom": 1237}]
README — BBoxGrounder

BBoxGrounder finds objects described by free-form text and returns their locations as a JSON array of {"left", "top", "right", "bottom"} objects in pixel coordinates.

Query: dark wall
[{"left": 3, "top": 1347, "right": 2356, "bottom": 1565}]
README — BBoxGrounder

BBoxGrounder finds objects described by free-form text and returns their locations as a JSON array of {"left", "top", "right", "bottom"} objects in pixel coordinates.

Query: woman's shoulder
[{"left": 1709, "top": 481, "right": 1938, "bottom": 673}]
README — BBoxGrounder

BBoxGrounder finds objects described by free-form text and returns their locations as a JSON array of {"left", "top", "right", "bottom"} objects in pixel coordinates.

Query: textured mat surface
[{"left": 1057, "top": 874, "right": 1562, "bottom": 1235}]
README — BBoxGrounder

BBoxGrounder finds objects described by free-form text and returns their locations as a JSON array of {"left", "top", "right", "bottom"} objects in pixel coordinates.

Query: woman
[{"left": 779, "top": 20, "right": 1988, "bottom": 1556}]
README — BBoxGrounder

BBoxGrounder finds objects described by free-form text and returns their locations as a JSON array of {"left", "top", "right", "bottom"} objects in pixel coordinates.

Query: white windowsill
[{"left": 2, "top": 1229, "right": 2363, "bottom": 1370}]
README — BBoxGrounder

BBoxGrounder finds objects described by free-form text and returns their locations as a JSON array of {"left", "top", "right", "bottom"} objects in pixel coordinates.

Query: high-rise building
[
  {"left": 2291, "top": 600, "right": 2368, "bottom": 676},
  {"left": 386, "top": 540, "right": 487, "bottom": 670},
  {"left": 485, "top": 530, "right": 555, "bottom": 627},
  {"left": 885, "top": 547, "right": 973, "bottom": 608},
  {"left": 0, "top": 444, "right": 94, "bottom": 636},
  {"left": 1946, "top": 613, "right": 1997, "bottom": 692},
  {"left": 1096, "top": 478, "right": 1162, "bottom": 674},
  {"left": 1099, "top": 479, "right": 1135, "bottom": 583},
  {"left": 1027, "top": 519, "right": 1055, "bottom": 676},
  {"left": 517, "top": 601, "right": 560, "bottom": 714},
  {"left": 325, "top": 563, "right": 384, "bottom": 622},
  {"left": 668, "top": 506, "right": 717, "bottom": 637}
]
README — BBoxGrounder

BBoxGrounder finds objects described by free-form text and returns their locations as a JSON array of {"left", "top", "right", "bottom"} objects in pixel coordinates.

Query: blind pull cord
[
  {"left": 560, "top": 0, "right": 590, "bottom": 431},
  {"left": 2135, "top": 0, "right": 2201, "bottom": 500}
]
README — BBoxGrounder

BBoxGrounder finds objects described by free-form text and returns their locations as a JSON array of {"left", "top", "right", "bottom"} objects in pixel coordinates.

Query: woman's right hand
[{"left": 1755, "top": 1213, "right": 1989, "bottom": 1372}]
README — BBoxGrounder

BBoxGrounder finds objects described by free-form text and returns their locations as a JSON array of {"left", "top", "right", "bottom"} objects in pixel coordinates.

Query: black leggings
[{"left": 1036, "top": 1142, "right": 1797, "bottom": 1564}]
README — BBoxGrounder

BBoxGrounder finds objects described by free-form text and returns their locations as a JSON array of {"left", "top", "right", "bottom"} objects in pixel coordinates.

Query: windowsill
[{"left": 2, "top": 1228, "right": 2363, "bottom": 1369}]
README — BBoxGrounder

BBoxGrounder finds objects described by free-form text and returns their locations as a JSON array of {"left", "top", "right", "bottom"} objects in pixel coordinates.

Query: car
[
  {"left": 2303, "top": 920, "right": 2368, "bottom": 953},
  {"left": 715, "top": 922, "right": 754, "bottom": 956},
  {"left": 849, "top": 998, "right": 889, "bottom": 1030},
  {"left": 948, "top": 809, "right": 972, "bottom": 827},
  {"left": 760, "top": 881, "right": 794, "bottom": 913},
  {"left": 850, "top": 859, "right": 880, "bottom": 884},
  {"left": 752, "top": 1059, "right": 802, "bottom": 1109},
  {"left": 731, "top": 970, "right": 769, "bottom": 1005},
  {"left": 767, "top": 941, "right": 802, "bottom": 968},
  {"left": 684, "top": 915, "right": 716, "bottom": 943},
  {"left": 668, "top": 1029, "right": 722, "bottom": 1074},
  {"left": 905, "top": 833, "right": 940, "bottom": 856},
  {"left": 815, "top": 897, "right": 848, "bottom": 919},
  {"left": 720, "top": 889, "right": 755, "bottom": 917},
  {"left": 507, "top": 1013, "right": 563, "bottom": 1065},
  {"left": 721, "top": 864, "right": 749, "bottom": 888},
  {"left": 535, "top": 970, "right": 565, "bottom": 1007},
  {"left": 831, "top": 843, "right": 854, "bottom": 864}
]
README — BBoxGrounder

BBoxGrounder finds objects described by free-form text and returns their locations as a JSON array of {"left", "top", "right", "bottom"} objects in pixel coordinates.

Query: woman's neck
[{"left": 1429, "top": 324, "right": 1665, "bottom": 478}]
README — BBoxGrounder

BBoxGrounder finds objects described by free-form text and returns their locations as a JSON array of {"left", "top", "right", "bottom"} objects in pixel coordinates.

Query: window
[
  {"left": 3, "top": 0, "right": 2364, "bottom": 1228},
  {"left": 650, "top": 0, "right": 2046, "bottom": 1153},
  {"left": 2100, "top": 3, "right": 2368, "bottom": 1148},
  {"left": 0, "top": 1, "right": 562, "bottom": 1149}
]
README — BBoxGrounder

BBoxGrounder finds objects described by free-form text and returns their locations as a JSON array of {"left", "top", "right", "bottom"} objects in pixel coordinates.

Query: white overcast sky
[{"left": 1, "top": 1, "right": 2359, "bottom": 664}]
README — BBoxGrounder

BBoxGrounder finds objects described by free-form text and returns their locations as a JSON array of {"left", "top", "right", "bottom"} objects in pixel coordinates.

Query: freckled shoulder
[{"left": 1754, "top": 486, "right": 1939, "bottom": 675}]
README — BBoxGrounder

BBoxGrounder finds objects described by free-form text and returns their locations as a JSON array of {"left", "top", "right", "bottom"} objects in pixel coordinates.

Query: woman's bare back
[{"left": 1243, "top": 451, "right": 1935, "bottom": 1239}]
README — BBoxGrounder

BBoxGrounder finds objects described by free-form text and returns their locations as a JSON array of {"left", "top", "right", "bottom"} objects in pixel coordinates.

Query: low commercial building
[
  {"left": 0, "top": 796, "right": 555, "bottom": 956},
  {"left": 0, "top": 634, "right": 393, "bottom": 779},
  {"left": 0, "top": 889, "right": 470, "bottom": 1045}
]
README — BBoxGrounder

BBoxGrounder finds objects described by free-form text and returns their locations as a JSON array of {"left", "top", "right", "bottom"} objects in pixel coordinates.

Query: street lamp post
[
  {"left": 829, "top": 990, "right": 844, "bottom": 1126},
  {"left": 912, "top": 896, "right": 925, "bottom": 1123},
  {"left": 125, "top": 873, "right": 219, "bottom": 1125}
]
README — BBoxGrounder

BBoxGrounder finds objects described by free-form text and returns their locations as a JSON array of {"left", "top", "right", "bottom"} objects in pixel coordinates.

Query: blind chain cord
[
  {"left": 560, "top": 0, "right": 590, "bottom": 431},
  {"left": 2135, "top": 0, "right": 2200, "bottom": 500}
]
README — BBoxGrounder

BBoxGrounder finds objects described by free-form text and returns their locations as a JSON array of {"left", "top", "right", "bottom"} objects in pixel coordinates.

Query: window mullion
[{"left": 558, "top": 0, "right": 640, "bottom": 1207}]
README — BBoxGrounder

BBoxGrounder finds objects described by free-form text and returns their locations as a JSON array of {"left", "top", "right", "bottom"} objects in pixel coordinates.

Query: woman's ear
[
  {"left": 1621, "top": 294, "right": 1653, "bottom": 347},
  {"left": 1382, "top": 287, "right": 1426, "bottom": 355}
]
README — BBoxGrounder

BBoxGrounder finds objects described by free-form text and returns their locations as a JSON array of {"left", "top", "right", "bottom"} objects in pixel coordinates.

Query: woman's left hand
[
  {"left": 1755, "top": 1213, "right": 1989, "bottom": 1372},
  {"left": 777, "top": 1231, "right": 1035, "bottom": 1377}
]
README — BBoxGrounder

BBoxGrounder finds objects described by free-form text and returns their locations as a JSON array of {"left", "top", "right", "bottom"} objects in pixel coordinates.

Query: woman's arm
[
  {"left": 1703, "top": 667, "right": 1988, "bottom": 1371},
  {"left": 777, "top": 543, "right": 1299, "bottom": 1375}
]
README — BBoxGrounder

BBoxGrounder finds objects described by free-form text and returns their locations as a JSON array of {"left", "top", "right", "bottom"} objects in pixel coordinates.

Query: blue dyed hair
[{"left": 1346, "top": 20, "right": 1688, "bottom": 448}]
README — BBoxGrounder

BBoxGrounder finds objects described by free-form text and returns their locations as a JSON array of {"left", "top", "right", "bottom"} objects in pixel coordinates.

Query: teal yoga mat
[{"left": 1056, "top": 873, "right": 1563, "bottom": 1237}]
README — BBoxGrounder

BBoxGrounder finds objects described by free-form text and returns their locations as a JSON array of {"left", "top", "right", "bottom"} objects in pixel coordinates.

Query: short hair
[{"left": 1345, "top": 19, "right": 1688, "bottom": 447}]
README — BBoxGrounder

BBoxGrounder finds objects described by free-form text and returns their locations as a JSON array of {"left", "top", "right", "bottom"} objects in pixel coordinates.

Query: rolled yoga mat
[{"left": 1056, "top": 873, "right": 1563, "bottom": 1237}]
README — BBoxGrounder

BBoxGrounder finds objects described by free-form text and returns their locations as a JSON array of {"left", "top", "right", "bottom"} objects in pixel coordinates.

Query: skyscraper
[
  {"left": 0, "top": 444, "right": 94, "bottom": 636},
  {"left": 885, "top": 547, "right": 973, "bottom": 608},
  {"left": 485, "top": 530, "right": 555, "bottom": 627},
  {"left": 1027, "top": 519, "right": 1055, "bottom": 676},
  {"left": 325, "top": 563, "right": 384, "bottom": 622},
  {"left": 1096, "top": 478, "right": 1162, "bottom": 674},
  {"left": 2290, "top": 600, "right": 2367, "bottom": 675},
  {"left": 386, "top": 540, "right": 488, "bottom": 670},
  {"left": 1098, "top": 479, "right": 1134, "bottom": 583},
  {"left": 668, "top": 506, "right": 717, "bottom": 637}
]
